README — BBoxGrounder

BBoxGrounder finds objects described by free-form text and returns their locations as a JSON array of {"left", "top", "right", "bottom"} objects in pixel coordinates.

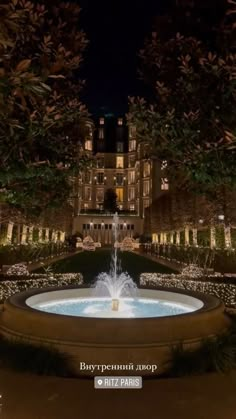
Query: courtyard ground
[{"left": 0, "top": 369, "right": 236, "bottom": 419}]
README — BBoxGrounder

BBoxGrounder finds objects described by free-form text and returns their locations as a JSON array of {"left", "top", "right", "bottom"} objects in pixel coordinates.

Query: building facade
[{"left": 73, "top": 114, "right": 169, "bottom": 244}]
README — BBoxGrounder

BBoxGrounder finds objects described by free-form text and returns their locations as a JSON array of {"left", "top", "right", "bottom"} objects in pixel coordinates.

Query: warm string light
[
  {"left": 181, "top": 264, "right": 205, "bottom": 278},
  {"left": 140, "top": 273, "right": 236, "bottom": 307},
  {"left": 1, "top": 270, "right": 235, "bottom": 308},
  {"left": 6, "top": 263, "right": 30, "bottom": 276},
  {"left": 0, "top": 274, "right": 83, "bottom": 302}
]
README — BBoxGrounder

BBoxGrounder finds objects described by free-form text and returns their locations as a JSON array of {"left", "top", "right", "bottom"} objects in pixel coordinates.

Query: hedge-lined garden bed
[
  {"left": 0, "top": 270, "right": 236, "bottom": 308},
  {"left": 140, "top": 273, "right": 236, "bottom": 307},
  {"left": 0, "top": 243, "right": 70, "bottom": 269},
  {"left": 142, "top": 244, "right": 236, "bottom": 274},
  {"left": 0, "top": 273, "right": 83, "bottom": 303}
]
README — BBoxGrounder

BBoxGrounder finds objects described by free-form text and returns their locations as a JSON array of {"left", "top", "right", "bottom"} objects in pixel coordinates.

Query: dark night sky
[{"left": 78, "top": 0, "right": 170, "bottom": 116}]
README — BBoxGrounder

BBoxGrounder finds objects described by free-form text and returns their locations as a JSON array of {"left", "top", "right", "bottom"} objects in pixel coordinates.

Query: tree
[
  {"left": 0, "top": 0, "right": 90, "bottom": 216},
  {"left": 128, "top": 2, "right": 236, "bottom": 199},
  {"left": 103, "top": 189, "right": 118, "bottom": 214}
]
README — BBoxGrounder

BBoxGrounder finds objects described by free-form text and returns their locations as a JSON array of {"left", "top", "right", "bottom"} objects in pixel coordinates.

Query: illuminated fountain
[
  {"left": 0, "top": 213, "right": 231, "bottom": 376},
  {"left": 22, "top": 213, "right": 205, "bottom": 319},
  {"left": 94, "top": 212, "right": 137, "bottom": 314}
]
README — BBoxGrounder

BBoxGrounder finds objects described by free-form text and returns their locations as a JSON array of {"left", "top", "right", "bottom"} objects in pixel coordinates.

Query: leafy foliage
[
  {"left": 128, "top": 5, "right": 236, "bottom": 197},
  {"left": 0, "top": 334, "right": 75, "bottom": 377},
  {"left": 148, "top": 243, "right": 236, "bottom": 274},
  {"left": 0, "top": 0, "right": 90, "bottom": 214},
  {"left": 0, "top": 242, "right": 68, "bottom": 266},
  {"left": 169, "top": 331, "right": 236, "bottom": 377}
]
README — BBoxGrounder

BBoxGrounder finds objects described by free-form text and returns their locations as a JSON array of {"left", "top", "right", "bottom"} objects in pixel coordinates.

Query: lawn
[{"left": 36, "top": 249, "right": 175, "bottom": 284}]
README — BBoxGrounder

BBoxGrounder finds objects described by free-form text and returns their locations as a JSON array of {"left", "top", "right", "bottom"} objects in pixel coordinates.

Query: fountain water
[
  {"left": 23, "top": 217, "right": 205, "bottom": 320},
  {"left": 94, "top": 213, "right": 137, "bottom": 311},
  {"left": 113, "top": 212, "right": 119, "bottom": 282},
  {"left": 19, "top": 216, "right": 206, "bottom": 318},
  {"left": 2, "top": 214, "right": 227, "bottom": 377}
]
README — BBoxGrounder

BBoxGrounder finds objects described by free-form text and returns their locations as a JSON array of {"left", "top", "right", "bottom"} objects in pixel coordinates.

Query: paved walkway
[{"left": 0, "top": 369, "right": 236, "bottom": 419}]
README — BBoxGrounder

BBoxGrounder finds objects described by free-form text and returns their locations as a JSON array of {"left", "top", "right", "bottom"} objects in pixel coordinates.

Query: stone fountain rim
[{"left": 4, "top": 284, "right": 224, "bottom": 323}]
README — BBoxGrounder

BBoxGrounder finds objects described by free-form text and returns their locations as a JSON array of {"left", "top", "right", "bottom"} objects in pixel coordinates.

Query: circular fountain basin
[
  {"left": 0, "top": 286, "right": 231, "bottom": 376},
  {"left": 26, "top": 290, "right": 203, "bottom": 318}
]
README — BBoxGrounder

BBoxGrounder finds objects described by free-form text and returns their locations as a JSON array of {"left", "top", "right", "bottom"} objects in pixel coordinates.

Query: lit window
[
  {"left": 116, "top": 156, "right": 124, "bottom": 168},
  {"left": 161, "top": 160, "right": 168, "bottom": 170},
  {"left": 152, "top": 234, "right": 158, "bottom": 243},
  {"left": 143, "top": 161, "right": 150, "bottom": 177},
  {"left": 128, "top": 187, "right": 135, "bottom": 201},
  {"left": 99, "top": 117, "right": 104, "bottom": 125},
  {"left": 118, "top": 118, "right": 123, "bottom": 126},
  {"left": 129, "top": 140, "right": 136, "bottom": 151},
  {"left": 85, "top": 139, "right": 93, "bottom": 151},
  {"left": 116, "top": 188, "right": 123, "bottom": 202},
  {"left": 143, "top": 180, "right": 150, "bottom": 196},
  {"left": 99, "top": 128, "right": 104, "bottom": 139},
  {"left": 128, "top": 170, "right": 135, "bottom": 184},
  {"left": 97, "top": 173, "right": 104, "bottom": 184},
  {"left": 96, "top": 188, "right": 104, "bottom": 202},
  {"left": 161, "top": 178, "right": 169, "bottom": 190},
  {"left": 116, "top": 142, "right": 124, "bottom": 153}
]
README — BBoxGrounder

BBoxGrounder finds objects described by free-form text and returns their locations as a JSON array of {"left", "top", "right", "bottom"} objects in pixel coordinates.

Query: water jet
[{"left": 0, "top": 213, "right": 231, "bottom": 376}]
